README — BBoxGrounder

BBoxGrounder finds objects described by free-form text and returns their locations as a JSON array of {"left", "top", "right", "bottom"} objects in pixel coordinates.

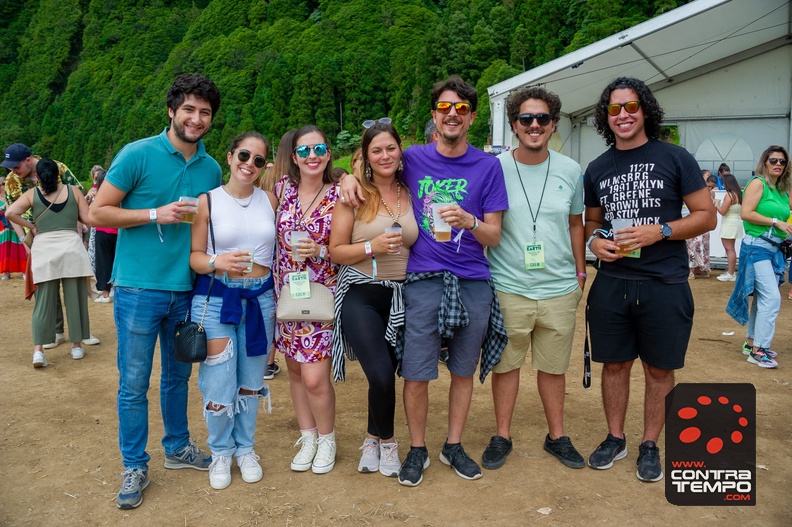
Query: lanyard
[{"left": 513, "top": 151, "right": 551, "bottom": 242}]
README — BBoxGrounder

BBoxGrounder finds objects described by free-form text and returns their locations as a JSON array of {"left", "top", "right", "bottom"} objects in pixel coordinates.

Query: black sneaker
[
  {"left": 481, "top": 435, "right": 512, "bottom": 470},
  {"left": 440, "top": 442, "right": 482, "bottom": 480},
  {"left": 544, "top": 435, "right": 585, "bottom": 469},
  {"left": 636, "top": 440, "right": 663, "bottom": 482},
  {"left": 263, "top": 362, "right": 281, "bottom": 380},
  {"left": 398, "top": 447, "right": 430, "bottom": 487},
  {"left": 588, "top": 433, "right": 627, "bottom": 469}
]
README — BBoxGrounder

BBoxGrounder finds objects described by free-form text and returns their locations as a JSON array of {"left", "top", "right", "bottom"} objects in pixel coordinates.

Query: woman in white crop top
[
  {"left": 188, "top": 132, "right": 278, "bottom": 490},
  {"left": 329, "top": 120, "right": 418, "bottom": 477}
]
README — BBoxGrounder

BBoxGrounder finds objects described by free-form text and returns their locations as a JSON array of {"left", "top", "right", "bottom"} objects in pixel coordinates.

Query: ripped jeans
[{"left": 193, "top": 274, "right": 276, "bottom": 458}]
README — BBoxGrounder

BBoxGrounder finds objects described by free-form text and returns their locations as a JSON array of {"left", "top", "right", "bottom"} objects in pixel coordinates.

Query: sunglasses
[
  {"left": 517, "top": 113, "right": 553, "bottom": 127},
  {"left": 606, "top": 101, "right": 641, "bottom": 116},
  {"left": 294, "top": 143, "right": 329, "bottom": 158},
  {"left": 435, "top": 101, "right": 472, "bottom": 115},
  {"left": 363, "top": 117, "right": 392, "bottom": 129},
  {"left": 768, "top": 157, "right": 788, "bottom": 166},
  {"left": 236, "top": 150, "right": 267, "bottom": 168}
]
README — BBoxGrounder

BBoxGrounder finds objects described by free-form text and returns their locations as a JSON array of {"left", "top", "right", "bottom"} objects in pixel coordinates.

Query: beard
[{"left": 171, "top": 119, "right": 206, "bottom": 144}]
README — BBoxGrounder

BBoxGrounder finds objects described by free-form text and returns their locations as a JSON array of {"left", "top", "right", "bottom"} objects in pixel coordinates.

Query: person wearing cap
[{"left": 2, "top": 143, "right": 97, "bottom": 348}]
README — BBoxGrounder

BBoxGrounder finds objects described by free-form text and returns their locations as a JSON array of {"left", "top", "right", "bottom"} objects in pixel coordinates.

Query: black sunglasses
[
  {"left": 517, "top": 113, "right": 553, "bottom": 127},
  {"left": 768, "top": 157, "right": 788, "bottom": 166},
  {"left": 237, "top": 150, "right": 266, "bottom": 168}
]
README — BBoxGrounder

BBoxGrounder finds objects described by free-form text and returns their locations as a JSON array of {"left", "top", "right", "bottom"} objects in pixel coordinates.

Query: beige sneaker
[
  {"left": 290, "top": 430, "right": 317, "bottom": 472},
  {"left": 358, "top": 438, "right": 379, "bottom": 473},
  {"left": 312, "top": 431, "right": 336, "bottom": 474}
]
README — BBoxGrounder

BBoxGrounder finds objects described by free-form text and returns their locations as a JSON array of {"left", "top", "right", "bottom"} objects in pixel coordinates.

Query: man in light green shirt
[{"left": 482, "top": 87, "right": 587, "bottom": 471}]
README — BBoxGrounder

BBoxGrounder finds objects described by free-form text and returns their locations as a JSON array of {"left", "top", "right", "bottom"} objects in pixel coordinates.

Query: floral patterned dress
[{"left": 274, "top": 176, "right": 339, "bottom": 363}]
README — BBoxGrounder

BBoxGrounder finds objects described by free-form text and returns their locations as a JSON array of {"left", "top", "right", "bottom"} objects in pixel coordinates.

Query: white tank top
[{"left": 206, "top": 186, "right": 276, "bottom": 268}]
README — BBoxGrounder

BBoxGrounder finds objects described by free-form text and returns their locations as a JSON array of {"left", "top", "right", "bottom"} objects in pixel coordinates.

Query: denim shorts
[{"left": 401, "top": 277, "right": 491, "bottom": 380}]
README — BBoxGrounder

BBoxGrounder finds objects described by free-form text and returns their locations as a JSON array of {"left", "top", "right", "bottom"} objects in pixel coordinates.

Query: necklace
[
  {"left": 295, "top": 183, "right": 326, "bottom": 227},
  {"left": 223, "top": 185, "right": 254, "bottom": 208},
  {"left": 380, "top": 182, "right": 402, "bottom": 227}
]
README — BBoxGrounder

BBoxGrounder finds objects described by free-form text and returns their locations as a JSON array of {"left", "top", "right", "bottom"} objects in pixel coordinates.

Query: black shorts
[{"left": 586, "top": 273, "right": 694, "bottom": 370}]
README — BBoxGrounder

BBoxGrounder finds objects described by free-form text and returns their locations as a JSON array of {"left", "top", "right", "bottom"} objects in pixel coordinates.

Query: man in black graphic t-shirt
[{"left": 582, "top": 77, "right": 715, "bottom": 483}]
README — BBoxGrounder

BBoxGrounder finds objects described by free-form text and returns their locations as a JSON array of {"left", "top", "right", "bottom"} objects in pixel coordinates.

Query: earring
[
  {"left": 398, "top": 158, "right": 404, "bottom": 172},
  {"left": 365, "top": 163, "right": 373, "bottom": 180}
]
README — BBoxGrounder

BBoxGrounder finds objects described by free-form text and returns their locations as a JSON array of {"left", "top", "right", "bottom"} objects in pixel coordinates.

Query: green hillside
[{"left": 0, "top": 0, "right": 687, "bottom": 181}]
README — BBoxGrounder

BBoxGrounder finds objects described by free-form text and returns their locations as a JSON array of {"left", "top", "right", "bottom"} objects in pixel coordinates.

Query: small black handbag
[{"left": 174, "top": 193, "right": 216, "bottom": 363}]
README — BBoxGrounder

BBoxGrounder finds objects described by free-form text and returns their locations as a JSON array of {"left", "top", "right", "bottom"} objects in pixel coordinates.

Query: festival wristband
[
  {"left": 364, "top": 241, "right": 373, "bottom": 256},
  {"left": 576, "top": 272, "right": 587, "bottom": 278},
  {"left": 319, "top": 245, "right": 327, "bottom": 260}
]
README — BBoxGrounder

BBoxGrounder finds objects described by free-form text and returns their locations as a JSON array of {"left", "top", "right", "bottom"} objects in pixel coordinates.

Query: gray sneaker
[
  {"left": 116, "top": 468, "right": 150, "bottom": 509},
  {"left": 164, "top": 442, "right": 211, "bottom": 470}
]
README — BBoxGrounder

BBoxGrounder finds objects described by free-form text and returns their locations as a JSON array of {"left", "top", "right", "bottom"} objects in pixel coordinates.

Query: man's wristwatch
[
  {"left": 660, "top": 223, "right": 672, "bottom": 240},
  {"left": 149, "top": 208, "right": 157, "bottom": 223}
]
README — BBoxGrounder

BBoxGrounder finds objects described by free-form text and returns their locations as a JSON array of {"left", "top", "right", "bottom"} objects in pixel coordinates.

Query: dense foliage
[{"left": 0, "top": 0, "right": 687, "bottom": 181}]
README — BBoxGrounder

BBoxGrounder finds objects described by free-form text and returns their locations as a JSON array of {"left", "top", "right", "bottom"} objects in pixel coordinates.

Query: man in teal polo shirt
[{"left": 90, "top": 74, "right": 222, "bottom": 510}]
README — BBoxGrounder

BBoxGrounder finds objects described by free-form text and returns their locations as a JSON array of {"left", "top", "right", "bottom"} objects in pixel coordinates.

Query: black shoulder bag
[{"left": 174, "top": 193, "right": 216, "bottom": 363}]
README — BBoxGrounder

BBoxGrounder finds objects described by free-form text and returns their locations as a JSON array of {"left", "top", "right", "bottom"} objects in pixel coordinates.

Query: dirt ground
[{"left": 0, "top": 266, "right": 790, "bottom": 527}]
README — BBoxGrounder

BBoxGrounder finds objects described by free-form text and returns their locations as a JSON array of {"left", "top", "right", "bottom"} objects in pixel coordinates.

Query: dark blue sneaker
[
  {"left": 481, "top": 435, "right": 512, "bottom": 470},
  {"left": 636, "top": 440, "right": 663, "bottom": 482},
  {"left": 116, "top": 468, "right": 150, "bottom": 509},
  {"left": 440, "top": 442, "right": 482, "bottom": 480},
  {"left": 398, "top": 447, "right": 429, "bottom": 486},
  {"left": 588, "top": 433, "right": 627, "bottom": 469},
  {"left": 164, "top": 442, "right": 211, "bottom": 470},
  {"left": 544, "top": 435, "right": 585, "bottom": 469}
]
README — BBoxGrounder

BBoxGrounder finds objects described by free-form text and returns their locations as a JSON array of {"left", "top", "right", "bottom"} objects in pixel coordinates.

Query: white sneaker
[
  {"left": 291, "top": 430, "right": 318, "bottom": 472},
  {"left": 237, "top": 452, "right": 263, "bottom": 483},
  {"left": 94, "top": 296, "right": 112, "bottom": 303},
  {"left": 358, "top": 438, "right": 380, "bottom": 473},
  {"left": 83, "top": 335, "right": 101, "bottom": 345},
  {"left": 43, "top": 333, "right": 65, "bottom": 349},
  {"left": 379, "top": 441, "right": 401, "bottom": 477},
  {"left": 717, "top": 273, "right": 736, "bottom": 282},
  {"left": 209, "top": 455, "right": 232, "bottom": 489},
  {"left": 71, "top": 347, "right": 85, "bottom": 360},
  {"left": 32, "top": 351, "right": 48, "bottom": 368},
  {"left": 312, "top": 432, "right": 336, "bottom": 474}
]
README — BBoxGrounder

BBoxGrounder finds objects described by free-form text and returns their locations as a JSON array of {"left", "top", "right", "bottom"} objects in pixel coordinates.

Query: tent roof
[{"left": 488, "top": 0, "right": 792, "bottom": 120}]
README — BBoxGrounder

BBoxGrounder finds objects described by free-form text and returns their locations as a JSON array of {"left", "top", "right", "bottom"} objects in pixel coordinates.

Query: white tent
[{"left": 488, "top": 0, "right": 792, "bottom": 184}]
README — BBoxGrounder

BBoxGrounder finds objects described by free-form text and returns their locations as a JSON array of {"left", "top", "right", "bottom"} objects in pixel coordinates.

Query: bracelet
[{"left": 576, "top": 272, "right": 587, "bottom": 278}]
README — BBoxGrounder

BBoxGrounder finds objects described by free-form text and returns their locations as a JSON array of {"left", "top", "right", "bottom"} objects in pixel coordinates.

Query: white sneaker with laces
[
  {"left": 379, "top": 441, "right": 401, "bottom": 477},
  {"left": 82, "top": 335, "right": 101, "bottom": 345},
  {"left": 71, "top": 347, "right": 85, "bottom": 360},
  {"left": 237, "top": 452, "right": 263, "bottom": 483},
  {"left": 312, "top": 431, "right": 336, "bottom": 474},
  {"left": 94, "top": 296, "right": 112, "bottom": 303},
  {"left": 32, "top": 350, "right": 48, "bottom": 368},
  {"left": 717, "top": 272, "right": 736, "bottom": 282},
  {"left": 43, "top": 333, "right": 65, "bottom": 349},
  {"left": 358, "top": 438, "right": 379, "bottom": 473},
  {"left": 209, "top": 455, "right": 232, "bottom": 489},
  {"left": 291, "top": 430, "right": 318, "bottom": 472}
]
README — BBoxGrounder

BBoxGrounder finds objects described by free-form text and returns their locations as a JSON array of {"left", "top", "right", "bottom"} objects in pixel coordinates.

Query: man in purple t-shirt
[{"left": 340, "top": 75, "right": 509, "bottom": 486}]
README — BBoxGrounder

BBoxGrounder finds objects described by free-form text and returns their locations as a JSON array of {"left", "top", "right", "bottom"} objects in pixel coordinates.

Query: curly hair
[
  {"left": 505, "top": 86, "right": 561, "bottom": 129},
  {"left": 755, "top": 145, "right": 790, "bottom": 194},
  {"left": 166, "top": 74, "right": 221, "bottom": 119},
  {"left": 287, "top": 125, "right": 334, "bottom": 185},
  {"left": 430, "top": 75, "right": 478, "bottom": 112},
  {"left": 36, "top": 158, "right": 60, "bottom": 195},
  {"left": 594, "top": 77, "right": 664, "bottom": 147}
]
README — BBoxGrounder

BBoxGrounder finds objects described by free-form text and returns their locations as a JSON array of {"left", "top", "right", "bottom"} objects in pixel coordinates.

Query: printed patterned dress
[
  {"left": 0, "top": 199, "right": 26, "bottom": 275},
  {"left": 274, "top": 176, "right": 339, "bottom": 363}
]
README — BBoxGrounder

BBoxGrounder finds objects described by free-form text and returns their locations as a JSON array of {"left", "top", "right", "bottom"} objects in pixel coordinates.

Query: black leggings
[
  {"left": 94, "top": 230, "right": 117, "bottom": 291},
  {"left": 340, "top": 284, "right": 398, "bottom": 439}
]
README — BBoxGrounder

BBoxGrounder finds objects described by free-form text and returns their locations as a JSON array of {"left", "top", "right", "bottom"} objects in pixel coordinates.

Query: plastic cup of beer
[
  {"left": 431, "top": 203, "right": 453, "bottom": 242},
  {"left": 291, "top": 231, "right": 309, "bottom": 262},
  {"left": 384, "top": 225, "right": 403, "bottom": 235},
  {"left": 237, "top": 247, "right": 254, "bottom": 273},
  {"left": 611, "top": 218, "right": 632, "bottom": 255},
  {"left": 179, "top": 196, "right": 199, "bottom": 224}
]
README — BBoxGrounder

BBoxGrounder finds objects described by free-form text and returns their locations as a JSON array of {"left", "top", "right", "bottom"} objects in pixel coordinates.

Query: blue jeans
[
  {"left": 115, "top": 287, "right": 194, "bottom": 470},
  {"left": 195, "top": 275, "right": 275, "bottom": 458},
  {"left": 743, "top": 235, "right": 782, "bottom": 348}
]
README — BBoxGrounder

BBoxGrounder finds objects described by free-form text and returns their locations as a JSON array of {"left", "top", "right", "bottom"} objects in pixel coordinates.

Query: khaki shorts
[{"left": 493, "top": 288, "right": 583, "bottom": 375}]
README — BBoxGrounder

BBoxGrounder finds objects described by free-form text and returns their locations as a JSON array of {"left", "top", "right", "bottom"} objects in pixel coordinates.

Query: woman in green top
[{"left": 738, "top": 145, "right": 792, "bottom": 368}]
